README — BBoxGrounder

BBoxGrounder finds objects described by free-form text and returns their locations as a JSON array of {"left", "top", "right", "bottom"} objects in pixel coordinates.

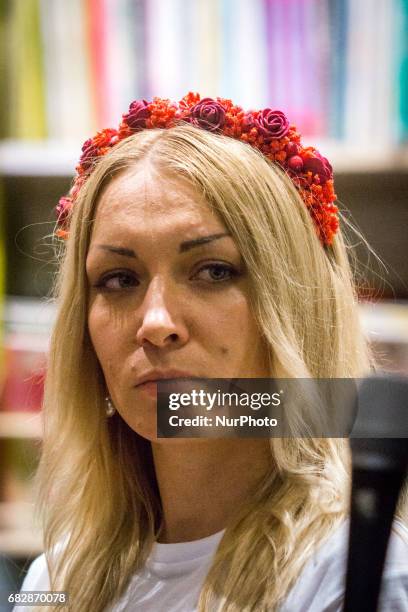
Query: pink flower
[
  {"left": 255, "top": 109, "right": 290, "bottom": 140},
  {"left": 303, "top": 151, "right": 333, "bottom": 184},
  {"left": 287, "top": 155, "right": 304, "bottom": 173},
  {"left": 188, "top": 98, "right": 226, "bottom": 132},
  {"left": 122, "top": 99, "right": 150, "bottom": 130},
  {"left": 241, "top": 112, "right": 256, "bottom": 132},
  {"left": 285, "top": 143, "right": 300, "bottom": 157},
  {"left": 56, "top": 196, "right": 72, "bottom": 227},
  {"left": 79, "top": 138, "right": 99, "bottom": 170},
  {"left": 69, "top": 175, "right": 86, "bottom": 199},
  {"left": 78, "top": 129, "right": 118, "bottom": 171}
]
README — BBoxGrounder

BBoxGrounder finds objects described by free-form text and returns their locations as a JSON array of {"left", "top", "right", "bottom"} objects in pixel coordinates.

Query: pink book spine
[{"left": 85, "top": 0, "right": 110, "bottom": 129}]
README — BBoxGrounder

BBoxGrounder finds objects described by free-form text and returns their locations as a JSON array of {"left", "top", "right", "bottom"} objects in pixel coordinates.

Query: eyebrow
[{"left": 96, "top": 233, "right": 231, "bottom": 258}]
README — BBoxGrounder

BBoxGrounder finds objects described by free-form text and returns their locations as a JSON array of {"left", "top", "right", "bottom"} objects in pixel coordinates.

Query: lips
[{"left": 134, "top": 370, "right": 197, "bottom": 387}]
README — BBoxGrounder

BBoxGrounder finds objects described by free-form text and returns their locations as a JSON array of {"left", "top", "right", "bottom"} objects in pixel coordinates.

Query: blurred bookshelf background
[{"left": 0, "top": 0, "right": 408, "bottom": 604}]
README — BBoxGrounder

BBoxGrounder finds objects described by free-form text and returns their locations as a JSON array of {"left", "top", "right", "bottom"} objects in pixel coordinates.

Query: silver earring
[{"left": 105, "top": 396, "right": 116, "bottom": 417}]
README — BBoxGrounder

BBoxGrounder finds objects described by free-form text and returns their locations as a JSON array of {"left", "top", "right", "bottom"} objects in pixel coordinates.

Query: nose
[{"left": 135, "top": 276, "right": 189, "bottom": 349}]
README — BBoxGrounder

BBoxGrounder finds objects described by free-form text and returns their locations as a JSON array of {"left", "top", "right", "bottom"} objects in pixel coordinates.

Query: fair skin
[{"left": 86, "top": 163, "right": 273, "bottom": 543}]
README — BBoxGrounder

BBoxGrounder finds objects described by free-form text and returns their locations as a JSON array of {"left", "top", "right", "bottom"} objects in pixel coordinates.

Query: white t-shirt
[{"left": 14, "top": 521, "right": 408, "bottom": 611}]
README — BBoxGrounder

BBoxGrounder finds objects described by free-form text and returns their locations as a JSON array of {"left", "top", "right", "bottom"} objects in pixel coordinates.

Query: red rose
[
  {"left": 122, "top": 99, "right": 150, "bottom": 131},
  {"left": 79, "top": 138, "right": 99, "bottom": 170},
  {"left": 303, "top": 151, "right": 333, "bottom": 184},
  {"left": 189, "top": 98, "right": 226, "bottom": 132},
  {"left": 255, "top": 109, "right": 290, "bottom": 141}
]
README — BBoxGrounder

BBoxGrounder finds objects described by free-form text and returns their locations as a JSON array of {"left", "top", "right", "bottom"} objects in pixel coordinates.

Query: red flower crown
[{"left": 56, "top": 92, "right": 339, "bottom": 246}]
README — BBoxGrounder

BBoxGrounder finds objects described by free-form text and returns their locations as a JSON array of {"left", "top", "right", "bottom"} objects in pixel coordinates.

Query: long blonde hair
[{"left": 36, "top": 123, "right": 376, "bottom": 611}]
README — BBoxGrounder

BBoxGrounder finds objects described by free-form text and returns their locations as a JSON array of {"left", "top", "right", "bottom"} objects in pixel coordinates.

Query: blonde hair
[{"left": 36, "top": 123, "right": 377, "bottom": 611}]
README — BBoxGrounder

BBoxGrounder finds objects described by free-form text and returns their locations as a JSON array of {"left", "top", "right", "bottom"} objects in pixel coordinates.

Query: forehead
[{"left": 91, "top": 165, "right": 225, "bottom": 239}]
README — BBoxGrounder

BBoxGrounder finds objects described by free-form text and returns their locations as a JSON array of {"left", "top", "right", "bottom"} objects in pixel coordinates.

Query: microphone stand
[{"left": 343, "top": 376, "right": 408, "bottom": 612}]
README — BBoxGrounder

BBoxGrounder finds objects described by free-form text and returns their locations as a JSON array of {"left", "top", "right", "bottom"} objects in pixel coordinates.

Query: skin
[{"left": 86, "top": 163, "right": 273, "bottom": 542}]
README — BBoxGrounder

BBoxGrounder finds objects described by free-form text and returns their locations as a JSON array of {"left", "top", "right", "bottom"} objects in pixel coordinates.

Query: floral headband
[{"left": 56, "top": 92, "right": 339, "bottom": 246}]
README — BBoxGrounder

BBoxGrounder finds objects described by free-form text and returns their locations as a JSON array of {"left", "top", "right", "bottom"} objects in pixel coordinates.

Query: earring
[{"left": 105, "top": 396, "right": 116, "bottom": 417}]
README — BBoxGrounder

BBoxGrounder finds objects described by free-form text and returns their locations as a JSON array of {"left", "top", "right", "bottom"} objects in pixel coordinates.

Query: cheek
[
  {"left": 88, "top": 306, "right": 103, "bottom": 354},
  {"left": 87, "top": 305, "right": 120, "bottom": 380},
  {"left": 225, "top": 298, "right": 267, "bottom": 359},
  {"left": 218, "top": 296, "right": 257, "bottom": 340},
  {"left": 202, "top": 292, "right": 259, "bottom": 355}
]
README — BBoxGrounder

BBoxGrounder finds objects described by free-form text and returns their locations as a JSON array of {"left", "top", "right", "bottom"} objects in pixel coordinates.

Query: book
[
  {"left": 7, "top": 0, "right": 47, "bottom": 139},
  {"left": 344, "top": 0, "right": 397, "bottom": 149},
  {"left": 40, "top": 0, "right": 94, "bottom": 140},
  {"left": 264, "top": 0, "right": 329, "bottom": 136},
  {"left": 196, "top": 0, "right": 222, "bottom": 98},
  {"left": 0, "top": 336, "right": 46, "bottom": 413},
  {"left": 100, "top": 0, "right": 145, "bottom": 121},
  {"left": 145, "top": 0, "right": 200, "bottom": 99},
  {"left": 396, "top": 0, "right": 408, "bottom": 142},
  {"left": 327, "top": 0, "right": 347, "bottom": 140},
  {"left": 219, "top": 0, "right": 269, "bottom": 108},
  {"left": 2, "top": 0, "right": 408, "bottom": 145},
  {"left": 0, "top": 184, "right": 4, "bottom": 395}
]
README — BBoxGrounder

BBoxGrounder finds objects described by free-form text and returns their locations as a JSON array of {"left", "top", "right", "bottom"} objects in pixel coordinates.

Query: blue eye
[
  {"left": 94, "top": 271, "right": 138, "bottom": 291},
  {"left": 92, "top": 263, "right": 240, "bottom": 293},
  {"left": 194, "top": 263, "right": 239, "bottom": 282}
]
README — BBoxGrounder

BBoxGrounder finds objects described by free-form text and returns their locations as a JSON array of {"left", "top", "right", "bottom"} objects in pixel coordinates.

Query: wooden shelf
[
  {"left": 0, "top": 302, "right": 406, "bottom": 441},
  {"left": 303, "top": 139, "right": 408, "bottom": 173},
  {"left": 0, "top": 528, "right": 43, "bottom": 556},
  {"left": 1, "top": 139, "right": 408, "bottom": 176},
  {"left": 0, "top": 412, "right": 42, "bottom": 439},
  {"left": 359, "top": 301, "right": 408, "bottom": 344},
  {"left": 0, "top": 502, "right": 43, "bottom": 556},
  {"left": 0, "top": 139, "right": 79, "bottom": 176}
]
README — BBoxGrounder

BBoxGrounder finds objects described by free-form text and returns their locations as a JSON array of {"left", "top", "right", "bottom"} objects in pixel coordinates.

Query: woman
[{"left": 16, "top": 94, "right": 407, "bottom": 611}]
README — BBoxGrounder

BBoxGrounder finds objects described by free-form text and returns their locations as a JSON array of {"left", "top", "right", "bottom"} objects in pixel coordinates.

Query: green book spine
[
  {"left": 0, "top": 181, "right": 5, "bottom": 393},
  {"left": 0, "top": 0, "right": 8, "bottom": 138},
  {"left": 398, "top": 0, "right": 408, "bottom": 141},
  {"left": 8, "top": 0, "right": 47, "bottom": 139}
]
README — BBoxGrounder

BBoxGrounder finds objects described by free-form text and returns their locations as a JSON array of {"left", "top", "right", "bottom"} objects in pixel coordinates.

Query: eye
[
  {"left": 193, "top": 263, "right": 239, "bottom": 283},
  {"left": 93, "top": 271, "right": 138, "bottom": 291}
]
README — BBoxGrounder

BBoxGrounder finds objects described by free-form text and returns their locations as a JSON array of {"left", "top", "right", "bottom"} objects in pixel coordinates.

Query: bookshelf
[
  {"left": 0, "top": 140, "right": 79, "bottom": 177},
  {"left": 0, "top": 295, "right": 407, "bottom": 559},
  {"left": 2, "top": 147, "right": 408, "bottom": 300},
  {"left": 0, "top": 299, "right": 48, "bottom": 559},
  {"left": 1, "top": 0, "right": 408, "bottom": 568},
  {"left": 0, "top": 412, "right": 42, "bottom": 439},
  {"left": 0, "top": 502, "right": 42, "bottom": 556},
  {"left": 2, "top": 139, "right": 408, "bottom": 176}
]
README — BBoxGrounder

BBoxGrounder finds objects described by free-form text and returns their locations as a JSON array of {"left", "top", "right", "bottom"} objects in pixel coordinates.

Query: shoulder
[
  {"left": 383, "top": 522, "right": 408, "bottom": 609},
  {"left": 12, "top": 553, "right": 51, "bottom": 612},
  {"left": 14, "top": 536, "right": 70, "bottom": 611},
  {"left": 280, "top": 520, "right": 408, "bottom": 612},
  {"left": 388, "top": 520, "right": 408, "bottom": 562},
  {"left": 19, "top": 552, "right": 50, "bottom": 592}
]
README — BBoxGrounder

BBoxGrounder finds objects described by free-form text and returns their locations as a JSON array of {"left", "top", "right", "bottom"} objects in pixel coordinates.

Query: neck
[{"left": 151, "top": 438, "right": 272, "bottom": 543}]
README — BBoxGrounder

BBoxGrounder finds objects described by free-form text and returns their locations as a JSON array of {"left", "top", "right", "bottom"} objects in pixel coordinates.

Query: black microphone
[{"left": 343, "top": 375, "right": 408, "bottom": 612}]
